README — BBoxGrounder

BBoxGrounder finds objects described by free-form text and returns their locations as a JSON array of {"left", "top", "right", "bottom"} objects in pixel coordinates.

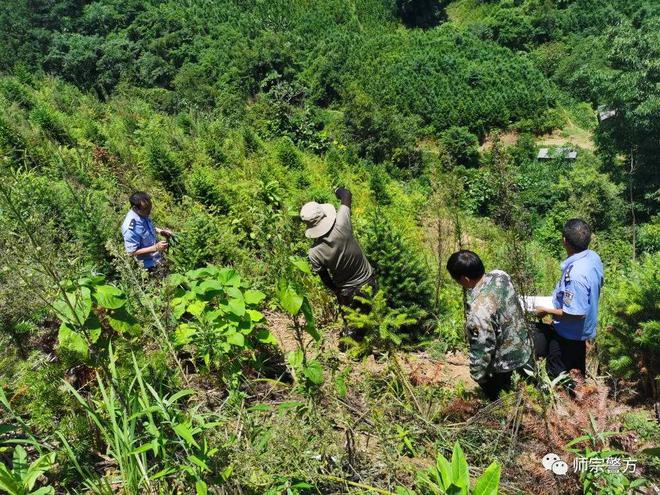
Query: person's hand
[
  {"left": 154, "top": 240, "right": 168, "bottom": 252},
  {"left": 535, "top": 307, "right": 549, "bottom": 318},
  {"left": 335, "top": 187, "right": 350, "bottom": 199},
  {"left": 157, "top": 228, "right": 174, "bottom": 238}
]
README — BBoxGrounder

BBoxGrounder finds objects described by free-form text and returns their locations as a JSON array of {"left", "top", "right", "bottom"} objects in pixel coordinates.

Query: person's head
[
  {"left": 129, "top": 191, "right": 152, "bottom": 217},
  {"left": 446, "top": 250, "right": 485, "bottom": 289},
  {"left": 299, "top": 201, "right": 336, "bottom": 239},
  {"left": 562, "top": 218, "right": 591, "bottom": 254}
]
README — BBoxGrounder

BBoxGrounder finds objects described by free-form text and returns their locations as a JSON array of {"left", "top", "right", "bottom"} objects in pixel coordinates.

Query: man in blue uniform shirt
[
  {"left": 121, "top": 192, "right": 172, "bottom": 272},
  {"left": 535, "top": 219, "right": 604, "bottom": 380}
]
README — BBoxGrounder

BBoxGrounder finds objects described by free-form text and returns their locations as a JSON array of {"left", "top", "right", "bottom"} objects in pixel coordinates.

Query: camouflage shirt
[{"left": 465, "top": 270, "right": 532, "bottom": 383}]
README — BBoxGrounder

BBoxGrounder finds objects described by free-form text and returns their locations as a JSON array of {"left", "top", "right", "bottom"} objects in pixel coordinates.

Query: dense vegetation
[{"left": 0, "top": 0, "right": 658, "bottom": 493}]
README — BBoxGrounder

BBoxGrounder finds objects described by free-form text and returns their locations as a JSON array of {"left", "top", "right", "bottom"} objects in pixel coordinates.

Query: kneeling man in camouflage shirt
[{"left": 446, "top": 250, "right": 533, "bottom": 400}]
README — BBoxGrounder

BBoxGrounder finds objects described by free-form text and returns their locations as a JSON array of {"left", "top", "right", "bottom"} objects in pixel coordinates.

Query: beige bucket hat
[{"left": 300, "top": 201, "right": 336, "bottom": 239}]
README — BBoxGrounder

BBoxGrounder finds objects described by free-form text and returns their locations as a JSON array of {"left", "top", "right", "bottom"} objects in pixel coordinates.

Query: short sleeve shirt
[
  {"left": 121, "top": 209, "right": 161, "bottom": 269},
  {"left": 308, "top": 205, "right": 373, "bottom": 293},
  {"left": 551, "top": 250, "right": 604, "bottom": 341}
]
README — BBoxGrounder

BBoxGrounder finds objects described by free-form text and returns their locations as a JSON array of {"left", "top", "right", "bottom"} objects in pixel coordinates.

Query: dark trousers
[
  {"left": 338, "top": 276, "right": 378, "bottom": 340},
  {"left": 533, "top": 323, "right": 586, "bottom": 379},
  {"left": 479, "top": 366, "right": 529, "bottom": 401},
  {"left": 337, "top": 276, "right": 378, "bottom": 309}
]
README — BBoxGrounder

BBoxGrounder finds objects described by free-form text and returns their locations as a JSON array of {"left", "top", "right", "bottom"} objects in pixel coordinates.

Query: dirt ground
[
  {"left": 480, "top": 128, "right": 595, "bottom": 152},
  {"left": 265, "top": 310, "right": 477, "bottom": 391}
]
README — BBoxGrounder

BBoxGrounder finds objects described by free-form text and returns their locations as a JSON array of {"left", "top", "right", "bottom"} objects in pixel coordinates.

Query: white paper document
[{"left": 519, "top": 296, "right": 553, "bottom": 312}]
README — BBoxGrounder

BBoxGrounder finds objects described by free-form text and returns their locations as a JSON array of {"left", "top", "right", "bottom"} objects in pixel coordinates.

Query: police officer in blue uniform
[
  {"left": 121, "top": 192, "right": 172, "bottom": 272},
  {"left": 534, "top": 219, "right": 604, "bottom": 381}
]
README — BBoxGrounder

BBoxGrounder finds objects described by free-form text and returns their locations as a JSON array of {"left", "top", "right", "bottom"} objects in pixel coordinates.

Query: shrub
[
  {"left": 185, "top": 166, "right": 230, "bottom": 214},
  {"left": 170, "top": 266, "right": 274, "bottom": 384},
  {"left": 0, "top": 78, "right": 33, "bottom": 110},
  {"left": 369, "top": 164, "right": 392, "bottom": 206},
  {"left": 0, "top": 117, "right": 28, "bottom": 163},
  {"left": 169, "top": 207, "right": 241, "bottom": 273},
  {"left": 637, "top": 216, "right": 660, "bottom": 255},
  {"left": 343, "top": 90, "right": 422, "bottom": 171},
  {"left": 363, "top": 212, "right": 433, "bottom": 320},
  {"left": 30, "top": 105, "right": 72, "bottom": 145},
  {"left": 243, "top": 126, "right": 262, "bottom": 154},
  {"left": 394, "top": 0, "right": 448, "bottom": 29},
  {"left": 276, "top": 137, "right": 303, "bottom": 170},
  {"left": 439, "top": 126, "right": 480, "bottom": 168},
  {"left": 599, "top": 252, "right": 660, "bottom": 398},
  {"left": 146, "top": 143, "right": 185, "bottom": 197}
]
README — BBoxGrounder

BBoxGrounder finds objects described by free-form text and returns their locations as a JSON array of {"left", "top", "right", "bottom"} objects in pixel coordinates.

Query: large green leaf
[
  {"left": 218, "top": 268, "right": 241, "bottom": 287},
  {"left": 186, "top": 266, "right": 220, "bottom": 280},
  {"left": 226, "top": 332, "right": 245, "bottom": 347},
  {"left": 84, "top": 314, "right": 102, "bottom": 343},
  {"left": 106, "top": 308, "right": 141, "bottom": 336},
  {"left": 31, "top": 487, "right": 55, "bottom": 495},
  {"left": 52, "top": 287, "right": 91, "bottom": 326},
  {"left": 171, "top": 298, "right": 188, "bottom": 320},
  {"left": 244, "top": 289, "right": 266, "bottom": 306},
  {"left": 24, "top": 452, "right": 56, "bottom": 490},
  {"left": 472, "top": 461, "right": 501, "bottom": 495},
  {"left": 246, "top": 309, "right": 265, "bottom": 322},
  {"left": 303, "top": 360, "right": 324, "bottom": 385},
  {"left": 93, "top": 285, "right": 126, "bottom": 309},
  {"left": 225, "top": 286, "right": 244, "bottom": 301},
  {"left": 0, "top": 462, "right": 20, "bottom": 494},
  {"left": 197, "top": 280, "right": 224, "bottom": 297},
  {"left": 255, "top": 329, "right": 278, "bottom": 345},
  {"left": 174, "top": 324, "right": 197, "bottom": 346},
  {"left": 173, "top": 422, "right": 199, "bottom": 448},
  {"left": 77, "top": 274, "right": 105, "bottom": 287},
  {"left": 57, "top": 323, "right": 89, "bottom": 360},
  {"left": 300, "top": 298, "right": 319, "bottom": 341},
  {"left": 450, "top": 442, "right": 469, "bottom": 493},
  {"left": 276, "top": 279, "right": 303, "bottom": 315},
  {"left": 186, "top": 300, "right": 207, "bottom": 317},
  {"left": 433, "top": 454, "right": 452, "bottom": 490},
  {"left": 287, "top": 349, "right": 304, "bottom": 369},
  {"left": 195, "top": 480, "right": 208, "bottom": 495},
  {"left": 166, "top": 273, "right": 187, "bottom": 288},
  {"left": 12, "top": 445, "right": 28, "bottom": 481},
  {"left": 290, "top": 256, "right": 312, "bottom": 275},
  {"left": 226, "top": 298, "right": 246, "bottom": 317}
]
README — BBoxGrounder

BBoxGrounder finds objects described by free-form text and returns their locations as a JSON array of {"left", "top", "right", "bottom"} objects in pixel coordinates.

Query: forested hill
[{"left": 0, "top": 1, "right": 658, "bottom": 493}]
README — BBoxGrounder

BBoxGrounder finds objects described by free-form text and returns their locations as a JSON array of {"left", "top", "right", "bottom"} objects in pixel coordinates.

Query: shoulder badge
[
  {"left": 128, "top": 218, "right": 136, "bottom": 231},
  {"left": 564, "top": 265, "right": 573, "bottom": 284}
]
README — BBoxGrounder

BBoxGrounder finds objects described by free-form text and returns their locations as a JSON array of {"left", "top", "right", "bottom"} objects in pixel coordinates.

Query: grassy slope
[{"left": 0, "top": 2, "right": 656, "bottom": 493}]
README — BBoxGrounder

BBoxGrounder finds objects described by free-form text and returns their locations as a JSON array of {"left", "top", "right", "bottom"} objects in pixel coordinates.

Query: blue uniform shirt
[
  {"left": 121, "top": 209, "right": 161, "bottom": 269},
  {"left": 551, "top": 249, "right": 604, "bottom": 341}
]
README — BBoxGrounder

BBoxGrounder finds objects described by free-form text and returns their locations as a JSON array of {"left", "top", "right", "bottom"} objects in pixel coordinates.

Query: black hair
[
  {"left": 129, "top": 191, "right": 151, "bottom": 210},
  {"left": 446, "top": 250, "right": 485, "bottom": 280},
  {"left": 562, "top": 218, "right": 591, "bottom": 252}
]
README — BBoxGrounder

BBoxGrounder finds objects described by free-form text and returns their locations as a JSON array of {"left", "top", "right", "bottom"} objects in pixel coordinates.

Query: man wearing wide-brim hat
[{"left": 300, "top": 188, "right": 377, "bottom": 321}]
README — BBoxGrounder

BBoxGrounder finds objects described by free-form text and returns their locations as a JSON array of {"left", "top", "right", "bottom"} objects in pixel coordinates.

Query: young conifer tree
[{"left": 363, "top": 211, "right": 433, "bottom": 321}]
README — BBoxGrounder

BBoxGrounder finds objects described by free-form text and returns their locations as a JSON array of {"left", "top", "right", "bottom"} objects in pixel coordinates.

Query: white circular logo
[
  {"left": 551, "top": 460, "right": 569, "bottom": 475},
  {"left": 542, "top": 453, "right": 561, "bottom": 470}
]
